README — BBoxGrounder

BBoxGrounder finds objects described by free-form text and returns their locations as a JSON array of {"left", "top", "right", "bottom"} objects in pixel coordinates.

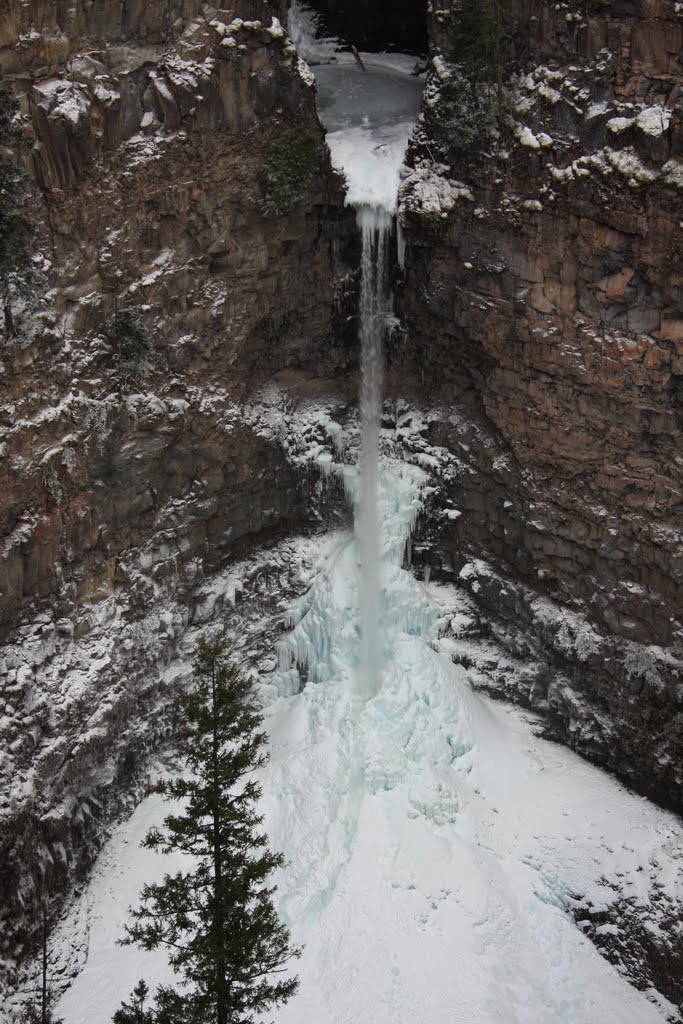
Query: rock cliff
[
  {"left": 0, "top": 0, "right": 356, "bottom": 984},
  {"left": 396, "top": 0, "right": 683, "bottom": 810}
]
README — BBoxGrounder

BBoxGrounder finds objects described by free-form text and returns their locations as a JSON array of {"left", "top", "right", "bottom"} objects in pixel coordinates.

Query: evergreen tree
[
  {"left": 104, "top": 307, "right": 154, "bottom": 380},
  {"left": 435, "top": 0, "right": 521, "bottom": 156},
  {"left": 19, "top": 910, "right": 64, "bottom": 1024},
  {"left": 0, "top": 72, "right": 35, "bottom": 338},
  {"left": 116, "top": 633, "right": 300, "bottom": 1024},
  {"left": 112, "top": 980, "right": 155, "bottom": 1024},
  {"left": 19, "top": 1006, "right": 63, "bottom": 1024}
]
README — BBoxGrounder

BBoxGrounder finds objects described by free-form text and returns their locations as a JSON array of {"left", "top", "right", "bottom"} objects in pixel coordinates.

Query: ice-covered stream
[{"left": 288, "top": 0, "right": 424, "bottom": 210}]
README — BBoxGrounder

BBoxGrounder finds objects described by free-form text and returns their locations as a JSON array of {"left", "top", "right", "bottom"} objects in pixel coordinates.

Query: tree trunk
[
  {"left": 42, "top": 909, "right": 48, "bottom": 1024},
  {"left": 211, "top": 666, "right": 229, "bottom": 1024}
]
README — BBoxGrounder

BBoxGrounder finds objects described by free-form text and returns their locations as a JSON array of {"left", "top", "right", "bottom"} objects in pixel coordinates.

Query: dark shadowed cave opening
[{"left": 302, "top": 0, "right": 428, "bottom": 54}]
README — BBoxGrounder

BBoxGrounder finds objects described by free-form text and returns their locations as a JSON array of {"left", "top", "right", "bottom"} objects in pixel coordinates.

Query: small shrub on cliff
[
  {"left": 260, "top": 126, "right": 320, "bottom": 217},
  {"left": 433, "top": 0, "right": 520, "bottom": 157},
  {"left": 104, "top": 308, "right": 153, "bottom": 379},
  {"left": 112, "top": 980, "right": 155, "bottom": 1024},
  {"left": 0, "top": 73, "right": 36, "bottom": 339}
]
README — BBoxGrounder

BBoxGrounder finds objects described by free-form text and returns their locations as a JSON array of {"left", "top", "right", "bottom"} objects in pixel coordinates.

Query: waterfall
[
  {"left": 356, "top": 205, "right": 392, "bottom": 701},
  {"left": 286, "top": 1, "right": 424, "bottom": 702},
  {"left": 287, "top": 0, "right": 339, "bottom": 65}
]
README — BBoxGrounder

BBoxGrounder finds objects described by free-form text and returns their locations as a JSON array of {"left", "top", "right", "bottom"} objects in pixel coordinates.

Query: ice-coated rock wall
[
  {"left": 395, "top": 0, "right": 683, "bottom": 809},
  {"left": 0, "top": 0, "right": 357, "bottom": 981}
]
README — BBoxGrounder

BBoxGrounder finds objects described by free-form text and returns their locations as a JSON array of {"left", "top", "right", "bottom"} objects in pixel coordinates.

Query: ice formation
[
  {"left": 310, "top": 31, "right": 423, "bottom": 698},
  {"left": 315, "top": 57, "right": 423, "bottom": 212},
  {"left": 55, "top": 459, "right": 681, "bottom": 1024},
  {"left": 286, "top": 0, "right": 339, "bottom": 65}
]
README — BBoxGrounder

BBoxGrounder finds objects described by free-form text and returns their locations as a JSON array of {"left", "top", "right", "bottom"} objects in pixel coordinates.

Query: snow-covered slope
[{"left": 52, "top": 456, "right": 682, "bottom": 1024}]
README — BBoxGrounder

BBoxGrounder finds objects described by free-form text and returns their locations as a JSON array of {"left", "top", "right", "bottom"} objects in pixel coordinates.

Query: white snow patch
[
  {"left": 635, "top": 106, "right": 671, "bottom": 137},
  {"left": 607, "top": 116, "right": 634, "bottom": 134},
  {"left": 54, "top": 465, "right": 681, "bottom": 1024},
  {"left": 517, "top": 125, "right": 542, "bottom": 150},
  {"left": 400, "top": 163, "right": 474, "bottom": 218}
]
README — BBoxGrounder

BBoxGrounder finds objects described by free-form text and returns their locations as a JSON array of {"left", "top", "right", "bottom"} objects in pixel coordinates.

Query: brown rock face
[
  {"left": 0, "top": 0, "right": 356, "bottom": 980},
  {"left": 1, "top": 2, "right": 356, "bottom": 634},
  {"left": 397, "top": 0, "right": 683, "bottom": 809}
]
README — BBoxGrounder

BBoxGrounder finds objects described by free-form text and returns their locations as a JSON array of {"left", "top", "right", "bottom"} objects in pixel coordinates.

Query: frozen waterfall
[
  {"left": 55, "top": 462, "right": 682, "bottom": 1024},
  {"left": 357, "top": 206, "right": 391, "bottom": 700},
  {"left": 307, "top": 15, "right": 423, "bottom": 700}
]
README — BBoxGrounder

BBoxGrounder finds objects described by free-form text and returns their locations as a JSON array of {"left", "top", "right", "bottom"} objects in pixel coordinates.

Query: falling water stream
[
  {"left": 356, "top": 206, "right": 391, "bottom": 699},
  {"left": 307, "top": 22, "right": 424, "bottom": 700}
]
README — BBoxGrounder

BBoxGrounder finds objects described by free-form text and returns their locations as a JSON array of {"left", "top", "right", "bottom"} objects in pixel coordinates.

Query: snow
[
  {"left": 606, "top": 147, "right": 659, "bottom": 186},
  {"left": 635, "top": 106, "right": 671, "bottom": 137},
  {"left": 537, "top": 82, "right": 562, "bottom": 105},
  {"left": 607, "top": 116, "right": 635, "bottom": 134},
  {"left": 297, "top": 57, "right": 316, "bottom": 87},
  {"left": 517, "top": 126, "right": 542, "bottom": 150},
  {"left": 54, "top": 461, "right": 681, "bottom": 1024},
  {"left": 547, "top": 144, "right": 680, "bottom": 192},
  {"left": 662, "top": 159, "right": 683, "bottom": 191},
  {"left": 35, "top": 79, "right": 91, "bottom": 124},
  {"left": 267, "top": 17, "right": 286, "bottom": 40},
  {"left": 400, "top": 163, "right": 474, "bottom": 218},
  {"left": 312, "top": 54, "right": 423, "bottom": 213}
]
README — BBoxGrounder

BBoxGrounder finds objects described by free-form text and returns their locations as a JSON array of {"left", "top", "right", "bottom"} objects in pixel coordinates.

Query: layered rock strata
[
  {"left": 397, "top": 0, "right": 683, "bottom": 810},
  {"left": 0, "top": 0, "right": 355, "bottom": 980}
]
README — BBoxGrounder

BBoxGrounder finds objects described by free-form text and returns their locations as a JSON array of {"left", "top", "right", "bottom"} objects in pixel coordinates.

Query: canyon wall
[
  {"left": 0, "top": 0, "right": 355, "bottom": 982},
  {"left": 397, "top": 0, "right": 683, "bottom": 809}
]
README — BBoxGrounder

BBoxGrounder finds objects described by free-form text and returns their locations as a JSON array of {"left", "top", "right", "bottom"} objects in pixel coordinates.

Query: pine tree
[
  {"left": 19, "top": 911, "right": 64, "bottom": 1024},
  {"left": 0, "top": 72, "right": 35, "bottom": 339},
  {"left": 112, "top": 980, "right": 155, "bottom": 1024},
  {"left": 19, "top": 1006, "right": 64, "bottom": 1024},
  {"left": 116, "top": 633, "right": 300, "bottom": 1024},
  {"left": 435, "top": 0, "right": 521, "bottom": 156}
]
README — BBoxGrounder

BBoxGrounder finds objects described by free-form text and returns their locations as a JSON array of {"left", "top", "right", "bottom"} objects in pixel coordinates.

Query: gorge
[{"left": 0, "top": 0, "right": 682, "bottom": 1021}]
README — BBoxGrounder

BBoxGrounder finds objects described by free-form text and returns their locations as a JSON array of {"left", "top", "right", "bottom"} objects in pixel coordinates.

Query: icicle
[
  {"left": 397, "top": 218, "right": 406, "bottom": 271},
  {"left": 355, "top": 204, "right": 393, "bottom": 702}
]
